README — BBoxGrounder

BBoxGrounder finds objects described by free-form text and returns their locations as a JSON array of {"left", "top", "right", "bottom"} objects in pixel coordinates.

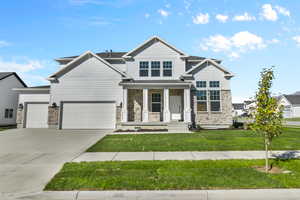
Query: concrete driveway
[{"left": 0, "top": 128, "right": 108, "bottom": 198}]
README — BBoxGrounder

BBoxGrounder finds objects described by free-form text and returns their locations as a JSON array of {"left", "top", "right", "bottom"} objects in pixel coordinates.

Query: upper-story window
[
  {"left": 209, "top": 81, "right": 220, "bottom": 88},
  {"left": 163, "top": 61, "right": 172, "bottom": 77},
  {"left": 139, "top": 61, "right": 149, "bottom": 77},
  {"left": 196, "top": 81, "right": 206, "bottom": 88},
  {"left": 151, "top": 61, "right": 160, "bottom": 77}
]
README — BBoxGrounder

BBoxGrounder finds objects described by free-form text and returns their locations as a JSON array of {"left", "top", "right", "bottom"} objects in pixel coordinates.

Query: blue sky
[{"left": 0, "top": 0, "right": 300, "bottom": 102}]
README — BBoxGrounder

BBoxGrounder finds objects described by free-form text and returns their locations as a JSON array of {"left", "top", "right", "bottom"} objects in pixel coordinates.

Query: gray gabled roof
[
  {"left": 0, "top": 72, "right": 27, "bottom": 87},
  {"left": 283, "top": 95, "right": 300, "bottom": 105},
  {"left": 232, "top": 103, "right": 244, "bottom": 110}
]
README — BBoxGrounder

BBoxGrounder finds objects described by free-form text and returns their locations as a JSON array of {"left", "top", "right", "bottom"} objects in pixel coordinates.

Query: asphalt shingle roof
[
  {"left": 0, "top": 72, "right": 14, "bottom": 80},
  {"left": 284, "top": 95, "right": 300, "bottom": 105}
]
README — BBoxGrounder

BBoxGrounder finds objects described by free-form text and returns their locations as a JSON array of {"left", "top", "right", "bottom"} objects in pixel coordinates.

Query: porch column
[
  {"left": 184, "top": 88, "right": 192, "bottom": 122},
  {"left": 142, "top": 88, "right": 149, "bottom": 122},
  {"left": 121, "top": 88, "right": 128, "bottom": 122},
  {"left": 163, "top": 88, "right": 171, "bottom": 122}
]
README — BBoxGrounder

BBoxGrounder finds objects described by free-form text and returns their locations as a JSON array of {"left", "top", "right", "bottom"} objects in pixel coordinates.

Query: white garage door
[
  {"left": 26, "top": 103, "right": 49, "bottom": 128},
  {"left": 62, "top": 102, "right": 116, "bottom": 129}
]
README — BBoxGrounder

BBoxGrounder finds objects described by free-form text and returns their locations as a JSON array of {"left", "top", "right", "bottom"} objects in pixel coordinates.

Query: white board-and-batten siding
[{"left": 51, "top": 57, "right": 123, "bottom": 105}]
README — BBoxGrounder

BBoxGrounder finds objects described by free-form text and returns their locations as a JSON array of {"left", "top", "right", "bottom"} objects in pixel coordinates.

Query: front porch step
[{"left": 167, "top": 122, "right": 190, "bottom": 133}]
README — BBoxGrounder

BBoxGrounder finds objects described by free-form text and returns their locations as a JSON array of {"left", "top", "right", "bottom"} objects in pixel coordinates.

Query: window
[
  {"left": 163, "top": 61, "right": 172, "bottom": 77},
  {"left": 151, "top": 93, "right": 161, "bottom": 112},
  {"left": 196, "top": 90, "right": 207, "bottom": 111},
  {"left": 151, "top": 61, "right": 160, "bottom": 77},
  {"left": 210, "top": 90, "right": 221, "bottom": 111},
  {"left": 139, "top": 61, "right": 149, "bottom": 77},
  {"left": 196, "top": 81, "right": 206, "bottom": 88},
  {"left": 209, "top": 81, "right": 220, "bottom": 88},
  {"left": 4, "top": 109, "right": 13, "bottom": 119}
]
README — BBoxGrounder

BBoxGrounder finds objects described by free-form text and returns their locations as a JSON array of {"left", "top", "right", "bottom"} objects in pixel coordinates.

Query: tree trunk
[{"left": 265, "top": 136, "right": 269, "bottom": 172}]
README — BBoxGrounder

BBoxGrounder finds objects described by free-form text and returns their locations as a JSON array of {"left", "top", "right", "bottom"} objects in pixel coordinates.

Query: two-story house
[
  {"left": 0, "top": 72, "right": 26, "bottom": 126},
  {"left": 14, "top": 36, "right": 234, "bottom": 130}
]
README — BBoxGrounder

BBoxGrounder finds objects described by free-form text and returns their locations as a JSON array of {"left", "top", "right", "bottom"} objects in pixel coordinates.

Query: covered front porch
[{"left": 120, "top": 80, "right": 192, "bottom": 123}]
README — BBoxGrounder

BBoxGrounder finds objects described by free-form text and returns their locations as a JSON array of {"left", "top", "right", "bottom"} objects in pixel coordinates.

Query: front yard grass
[
  {"left": 87, "top": 128, "right": 300, "bottom": 152},
  {"left": 45, "top": 159, "right": 300, "bottom": 190}
]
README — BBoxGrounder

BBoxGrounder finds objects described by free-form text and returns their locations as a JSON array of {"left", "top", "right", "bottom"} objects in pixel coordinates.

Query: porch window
[
  {"left": 196, "top": 90, "right": 207, "bottom": 111},
  {"left": 209, "top": 81, "right": 220, "bottom": 88},
  {"left": 151, "top": 61, "right": 160, "bottom": 77},
  {"left": 4, "top": 108, "right": 13, "bottom": 119},
  {"left": 163, "top": 61, "right": 172, "bottom": 77},
  {"left": 210, "top": 90, "right": 221, "bottom": 111},
  {"left": 151, "top": 93, "right": 161, "bottom": 112},
  {"left": 139, "top": 61, "right": 149, "bottom": 77}
]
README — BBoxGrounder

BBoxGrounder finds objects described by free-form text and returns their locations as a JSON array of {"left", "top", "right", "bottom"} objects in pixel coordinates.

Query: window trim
[
  {"left": 196, "top": 90, "right": 208, "bottom": 112},
  {"left": 209, "top": 90, "right": 221, "bottom": 112},
  {"left": 196, "top": 81, "right": 207, "bottom": 88},
  {"left": 151, "top": 61, "right": 161, "bottom": 77},
  {"left": 209, "top": 81, "right": 220, "bottom": 88},
  {"left": 139, "top": 61, "right": 149, "bottom": 77},
  {"left": 4, "top": 108, "right": 13, "bottom": 119},
  {"left": 151, "top": 93, "right": 162, "bottom": 112},
  {"left": 163, "top": 61, "right": 172, "bottom": 77}
]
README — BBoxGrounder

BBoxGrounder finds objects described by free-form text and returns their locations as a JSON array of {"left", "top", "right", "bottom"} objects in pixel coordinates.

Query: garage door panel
[
  {"left": 62, "top": 102, "right": 115, "bottom": 129},
  {"left": 26, "top": 103, "right": 49, "bottom": 128}
]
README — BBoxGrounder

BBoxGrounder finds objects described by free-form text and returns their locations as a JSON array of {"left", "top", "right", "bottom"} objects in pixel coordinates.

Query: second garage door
[
  {"left": 61, "top": 102, "right": 116, "bottom": 129},
  {"left": 26, "top": 103, "right": 49, "bottom": 128}
]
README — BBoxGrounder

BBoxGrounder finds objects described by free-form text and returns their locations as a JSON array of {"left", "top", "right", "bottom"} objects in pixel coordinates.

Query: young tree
[{"left": 251, "top": 67, "right": 283, "bottom": 172}]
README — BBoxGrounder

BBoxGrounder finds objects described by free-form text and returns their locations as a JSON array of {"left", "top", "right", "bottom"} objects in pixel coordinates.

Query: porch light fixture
[
  {"left": 18, "top": 103, "right": 23, "bottom": 109},
  {"left": 52, "top": 103, "right": 57, "bottom": 108}
]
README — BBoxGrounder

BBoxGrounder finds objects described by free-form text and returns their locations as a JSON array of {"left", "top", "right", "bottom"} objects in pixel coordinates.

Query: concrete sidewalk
[
  {"left": 73, "top": 150, "right": 300, "bottom": 162},
  {"left": 13, "top": 189, "right": 300, "bottom": 200}
]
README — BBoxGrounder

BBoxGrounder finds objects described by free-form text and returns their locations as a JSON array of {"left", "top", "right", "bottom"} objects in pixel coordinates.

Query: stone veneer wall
[
  {"left": 116, "top": 105, "right": 122, "bottom": 124},
  {"left": 193, "top": 90, "right": 233, "bottom": 127},
  {"left": 48, "top": 106, "right": 59, "bottom": 128},
  {"left": 16, "top": 108, "right": 24, "bottom": 128},
  {"left": 128, "top": 89, "right": 143, "bottom": 122}
]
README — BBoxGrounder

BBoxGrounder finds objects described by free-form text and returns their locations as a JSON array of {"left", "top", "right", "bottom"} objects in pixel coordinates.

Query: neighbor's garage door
[
  {"left": 26, "top": 103, "right": 49, "bottom": 128},
  {"left": 61, "top": 102, "right": 116, "bottom": 129}
]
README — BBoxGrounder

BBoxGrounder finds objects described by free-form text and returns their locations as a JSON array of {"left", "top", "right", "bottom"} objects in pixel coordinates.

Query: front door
[{"left": 170, "top": 95, "right": 182, "bottom": 121}]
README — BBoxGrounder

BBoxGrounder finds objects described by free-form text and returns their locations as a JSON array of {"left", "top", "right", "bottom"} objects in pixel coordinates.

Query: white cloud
[
  {"left": 201, "top": 31, "right": 267, "bottom": 58},
  {"left": 193, "top": 13, "right": 209, "bottom": 24},
  {"left": 260, "top": 4, "right": 278, "bottom": 21},
  {"left": 268, "top": 38, "right": 280, "bottom": 44},
  {"left": 275, "top": 5, "right": 290, "bottom": 17},
  {"left": 0, "top": 41, "right": 11, "bottom": 48},
  {"left": 0, "top": 58, "right": 44, "bottom": 73},
  {"left": 292, "top": 36, "right": 300, "bottom": 46},
  {"left": 0, "top": 57, "right": 54, "bottom": 86},
  {"left": 233, "top": 12, "right": 256, "bottom": 21},
  {"left": 215, "top": 14, "right": 228, "bottom": 23},
  {"left": 145, "top": 13, "right": 150, "bottom": 19},
  {"left": 158, "top": 9, "right": 170, "bottom": 17}
]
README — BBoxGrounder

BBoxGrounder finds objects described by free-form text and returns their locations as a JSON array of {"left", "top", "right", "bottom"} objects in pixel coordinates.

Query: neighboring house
[
  {"left": 232, "top": 103, "right": 245, "bottom": 117},
  {"left": 0, "top": 72, "right": 27, "bottom": 126},
  {"left": 244, "top": 100, "right": 256, "bottom": 115},
  {"left": 14, "top": 36, "right": 234, "bottom": 130},
  {"left": 278, "top": 95, "right": 300, "bottom": 118}
]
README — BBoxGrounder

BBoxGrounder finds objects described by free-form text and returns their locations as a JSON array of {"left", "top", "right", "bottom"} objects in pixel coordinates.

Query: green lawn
[
  {"left": 87, "top": 128, "right": 300, "bottom": 152},
  {"left": 285, "top": 118, "right": 300, "bottom": 122},
  {"left": 45, "top": 159, "right": 300, "bottom": 190}
]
